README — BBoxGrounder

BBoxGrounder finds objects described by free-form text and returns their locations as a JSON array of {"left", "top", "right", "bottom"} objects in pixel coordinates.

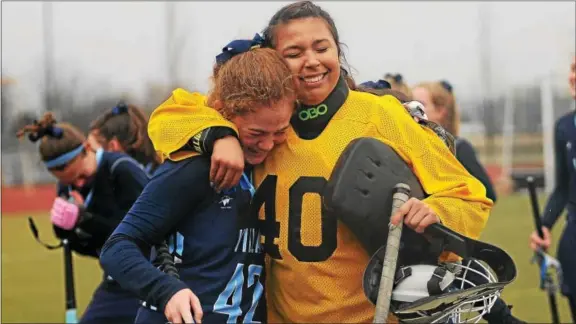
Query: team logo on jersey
[
  {"left": 298, "top": 104, "right": 328, "bottom": 121},
  {"left": 219, "top": 195, "right": 233, "bottom": 209}
]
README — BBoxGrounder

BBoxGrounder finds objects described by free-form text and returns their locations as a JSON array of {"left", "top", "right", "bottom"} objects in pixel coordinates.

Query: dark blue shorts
[{"left": 79, "top": 281, "right": 140, "bottom": 324}]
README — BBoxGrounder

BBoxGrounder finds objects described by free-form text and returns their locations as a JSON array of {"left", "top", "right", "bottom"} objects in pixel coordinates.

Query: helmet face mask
[
  {"left": 389, "top": 259, "right": 502, "bottom": 323},
  {"left": 362, "top": 226, "right": 516, "bottom": 324}
]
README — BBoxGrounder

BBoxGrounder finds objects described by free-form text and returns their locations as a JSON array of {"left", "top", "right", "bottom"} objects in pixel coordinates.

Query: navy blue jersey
[
  {"left": 542, "top": 110, "right": 576, "bottom": 228},
  {"left": 54, "top": 149, "right": 149, "bottom": 257},
  {"left": 100, "top": 156, "right": 266, "bottom": 323}
]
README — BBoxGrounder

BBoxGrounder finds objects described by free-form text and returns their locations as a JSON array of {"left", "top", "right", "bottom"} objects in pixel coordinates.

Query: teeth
[{"left": 303, "top": 74, "right": 324, "bottom": 83}]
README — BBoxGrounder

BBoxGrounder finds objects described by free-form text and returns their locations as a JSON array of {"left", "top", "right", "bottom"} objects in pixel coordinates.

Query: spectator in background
[
  {"left": 530, "top": 55, "right": 576, "bottom": 323},
  {"left": 412, "top": 81, "right": 497, "bottom": 203}
]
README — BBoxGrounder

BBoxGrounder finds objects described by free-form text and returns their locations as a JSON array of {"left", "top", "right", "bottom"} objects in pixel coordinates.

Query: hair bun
[{"left": 46, "top": 125, "right": 64, "bottom": 139}]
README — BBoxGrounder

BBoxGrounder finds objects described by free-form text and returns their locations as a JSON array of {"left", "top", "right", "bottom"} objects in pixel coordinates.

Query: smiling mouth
[{"left": 300, "top": 72, "right": 329, "bottom": 85}]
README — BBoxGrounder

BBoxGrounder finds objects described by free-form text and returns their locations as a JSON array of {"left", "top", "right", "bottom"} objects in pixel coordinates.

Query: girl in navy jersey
[
  {"left": 530, "top": 55, "right": 576, "bottom": 323},
  {"left": 16, "top": 113, "right": 149, "bottom": 324},
  {"left": 88, "top": 102, "right": 159, "bottom": 175},
  {"left": 100, "top": 40, "right": 297, "bottom": 324}
]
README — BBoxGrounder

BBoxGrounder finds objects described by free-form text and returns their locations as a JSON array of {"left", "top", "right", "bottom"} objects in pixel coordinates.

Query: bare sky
[{"left": 2, "top": 1, "right": 575, "bottom": 113}]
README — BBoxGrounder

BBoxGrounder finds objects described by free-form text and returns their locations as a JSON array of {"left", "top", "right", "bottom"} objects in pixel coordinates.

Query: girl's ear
[
  {"left": 212, "top": 99, "right": 223, "bottom": 110},
  {"left": 107, "top": 137, "right": 124, "bottom": 153}
]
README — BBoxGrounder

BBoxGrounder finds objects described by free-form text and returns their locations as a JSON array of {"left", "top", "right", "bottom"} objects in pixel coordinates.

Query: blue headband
[
  {"left": 44, "top": 145, "right": 84, "bottom": 169},
  {"left": 360, "top": 79, "right": 391, "bottom": 90},
  {"left": 215, "top": 33, "right": 265, "bottom": 65}
]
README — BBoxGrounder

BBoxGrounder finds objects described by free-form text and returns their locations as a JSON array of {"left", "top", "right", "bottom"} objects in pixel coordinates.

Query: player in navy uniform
[
  {"left": 530, "top": 55, "right": 576, "bottom": 323},
  {"left": 16, "top": 112, "right": 149, "bottom": 324},
  {"left": 88, "top": 102, "right": 160, "bottom": 175},
  {"left": 99, "top": 36, "right": 297, "bottom": 324}
]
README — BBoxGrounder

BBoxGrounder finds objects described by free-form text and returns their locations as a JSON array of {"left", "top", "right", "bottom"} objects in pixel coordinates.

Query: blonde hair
[
  {"left": 413, "top": 81, "right": 460, "bottom": 136},
  {"left": 384, "top": 73, "right": 413, "bottom": 98}
]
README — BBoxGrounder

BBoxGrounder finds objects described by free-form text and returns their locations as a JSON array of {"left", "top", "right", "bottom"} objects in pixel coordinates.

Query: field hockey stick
[
  {"left": 28, "top": 216, "right": 78, "bottom": 323},
  {"left": 373, "top": 183, "right": 411, "bottom": 323},
  {"left": 526, "top": 176, "right": 561, "bottom": 324},
  {"left": 63, "top": 238, "right": 78, "bottom": 323}
]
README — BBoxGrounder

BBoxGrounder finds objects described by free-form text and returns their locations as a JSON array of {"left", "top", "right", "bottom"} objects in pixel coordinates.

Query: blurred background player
[
  {"left": 147, "top": 1, "right": 493, "bottom": 322},
  {"left": 100, "top": 40, "right": 297, "bottom": 324},
  {"left": 88, "top": 102, "right": 160, "bottom": 175},
  {"left": 412, "top": 80, "right": 497, "bottom": 203},
  {"left": 383, "top": 73, "right": 414, "bottom": 99},
  {"left": 357, "top": 78, "right": 413, "bottom": 103},
  {"left": 16, "top": 112, "right": 149, "bottom": 324},
  {"left": 529, "top": 55, "right": 576, "bottom": 323}
]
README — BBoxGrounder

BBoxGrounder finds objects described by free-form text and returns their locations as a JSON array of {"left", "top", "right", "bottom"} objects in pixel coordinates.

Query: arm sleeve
[
  {"left": 179, "top": 127, "right": 238, "bottom": 155},
  {"left": 542, "top": 120, "right": 569, "bottom": 229},
  {"left": 456, "top": 139, "right": 497, "bottom": 203},
  {"left": 99, "top": 157, "right": 212, "bottom": 312},
  {"left": 148, "top": 88, "right": 237, "bottom": 163},
  {"left": 77, "top": 159, "right": 150, "bottom": 240},
  {"left": 374, "top": 95, "right": 493, "bottom": 240}
]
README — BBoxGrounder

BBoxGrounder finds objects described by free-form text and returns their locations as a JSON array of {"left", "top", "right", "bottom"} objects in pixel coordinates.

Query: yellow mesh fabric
[
  {"left": 148, "top": 89, "right": 493, "bottom": 323},
  {"left": 148, "top": 88, "right": 237, "bottom": 163},
  {"left": 254, "top": 91, "right": 492, "bottom": 323}
]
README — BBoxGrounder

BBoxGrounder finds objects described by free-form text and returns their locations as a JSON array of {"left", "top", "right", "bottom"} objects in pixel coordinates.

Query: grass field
[{"left": 1, "top": 193, "right": 573, "bottom": 323}]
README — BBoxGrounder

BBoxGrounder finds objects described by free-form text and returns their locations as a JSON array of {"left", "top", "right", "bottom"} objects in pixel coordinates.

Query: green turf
[
  {"left": 2, "top": 212, "right": 103, "bottom": 323},
  {"left": 1, "top": 194, "right": 573, "bottom": 323}
]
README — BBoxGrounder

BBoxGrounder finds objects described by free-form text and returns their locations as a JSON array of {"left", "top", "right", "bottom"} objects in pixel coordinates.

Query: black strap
[
  {"left": 394, "top": 266, "right": 413, "bottom": 286},
  {"left": 427, "top": 267, "right": 447, "bottom": 296}
]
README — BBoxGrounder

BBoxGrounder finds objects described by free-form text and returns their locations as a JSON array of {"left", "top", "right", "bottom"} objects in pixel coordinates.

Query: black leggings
[{"left": 568, "top": 294, "right": 576, "bottom": 324}]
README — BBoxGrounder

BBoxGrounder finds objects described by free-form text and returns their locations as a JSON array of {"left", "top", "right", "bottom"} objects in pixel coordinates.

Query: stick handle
[
  {"left": 373, "top": 184, "right": 411, "bottom": 323},
  {"left": 63, "top": 239, "right": 77, "bottom": 323},
  {"left": 526, "top": 177, "right": 545, "bottom": 239}
]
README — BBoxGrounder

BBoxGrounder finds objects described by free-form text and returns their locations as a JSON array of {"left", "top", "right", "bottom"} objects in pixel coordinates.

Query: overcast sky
[{"left": 2, "top": 1, "right": 575, "bottom": 113}]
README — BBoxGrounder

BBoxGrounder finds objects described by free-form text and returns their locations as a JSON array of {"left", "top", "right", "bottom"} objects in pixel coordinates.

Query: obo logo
[{"left": 298, "top": 104, "right": 328, "bottom": 121}]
